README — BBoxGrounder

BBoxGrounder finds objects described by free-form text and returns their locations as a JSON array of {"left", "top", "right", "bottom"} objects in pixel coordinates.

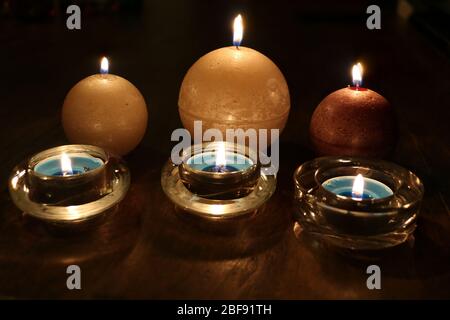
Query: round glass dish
[
  {"left": 8, "top": 145, "right": 130, "bottom": 224},
  {"left": 293, "top": 157, "right": 424, "bottom": 250},
  {"left": 161, "top": 141, "right": 276, "bottom": 219}
]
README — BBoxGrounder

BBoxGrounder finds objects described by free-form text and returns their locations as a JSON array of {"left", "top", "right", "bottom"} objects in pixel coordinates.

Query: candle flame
[
  {"left": 61, "top": 153, "right": 73, "bottom": 176},
  {"left": 233, "top": 14, "right": 243, "bottom": 48},
  {"left": 215, "top": 143, "right": 227, "bottom": 167},
  {"left": 100, "top": 57, "right": 109, "bottom": 74},
  {"left": 352, "top": 174, "right": 365, "bottom": 200},
  {"left": 352, "top": 63, "right": 363, "bottom": 87}
]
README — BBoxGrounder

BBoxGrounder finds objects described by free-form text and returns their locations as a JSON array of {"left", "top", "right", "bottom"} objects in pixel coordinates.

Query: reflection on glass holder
[
  {"left": 293, "top": 157, "right": 424, "bottom": 250},
  {"left": 8, "top": 145, "right": 130, "bottom": 224},
  {"left": 161, "top": 141, "right": 277, "bottom": 219}
]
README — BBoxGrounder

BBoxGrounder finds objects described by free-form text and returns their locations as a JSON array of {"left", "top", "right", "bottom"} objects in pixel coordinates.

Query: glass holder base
[
  {"left": 161, "top": 159, "right": 277, "bottom": 219},
  {"left": 8, "top": 145, "right": 130, "bottom": 224},
  {"left": 293, "top": 156, "right": 424, "bottom": 250}
]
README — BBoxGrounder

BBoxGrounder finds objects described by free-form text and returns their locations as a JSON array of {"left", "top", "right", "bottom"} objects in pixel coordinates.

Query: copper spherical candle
[
  {"left": 62, "top": 57, "right": 148, "bottom": 156},
  {"left": 310, "top": 63, "right": 397, "bottom": 158},
  {"left": 178, "top": 15, "right": 290, "bottom": 141}
]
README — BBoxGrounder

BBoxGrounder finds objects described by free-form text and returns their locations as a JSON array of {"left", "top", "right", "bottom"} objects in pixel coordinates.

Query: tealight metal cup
[
  {"left": 27, "top": 145, "right": 111, "bottom": 205},
  {"left": 178, "top": 142, "right": 261, "bottom": 200}
]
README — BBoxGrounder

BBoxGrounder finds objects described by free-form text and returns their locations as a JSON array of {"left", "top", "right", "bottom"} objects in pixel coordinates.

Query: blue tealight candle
[
  {"left": 322, "top": 174, "right": 393, "bottom": 200},
  {"left": 186, "top": 151, "right": 253, "bottom": 173},
  {"left": 34, "top": 152, "right": 104, "bottom": 177},
  {"left": 179, "top": 142, "right": 261, "bottom": 200}
]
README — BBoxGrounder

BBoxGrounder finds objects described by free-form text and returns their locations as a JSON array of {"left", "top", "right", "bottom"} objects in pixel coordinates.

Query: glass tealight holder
[
  {"left": 161, "top": 141, "right": 277, "bottom": 219},
  {"left": 8, "top": 145, "right": 130, "bottom": 224},
  {"left": 293, "top": 157, "right": 424, "bottom": 250}
]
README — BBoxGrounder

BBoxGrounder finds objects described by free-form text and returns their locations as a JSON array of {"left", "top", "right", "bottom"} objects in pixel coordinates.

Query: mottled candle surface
[
  {"left": 179, "top": 46, "right": 290, "bottom": 141},
  {"left": 310, "top": 87, "right": 397, "bottom": 158},
  {"left": 62, "top": 64, "right": 148, "bottom": 156}
]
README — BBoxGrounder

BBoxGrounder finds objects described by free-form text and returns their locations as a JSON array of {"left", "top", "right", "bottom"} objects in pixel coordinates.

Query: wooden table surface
[{"left": 0, "top": 1, "right": 449, "bottom": 299}]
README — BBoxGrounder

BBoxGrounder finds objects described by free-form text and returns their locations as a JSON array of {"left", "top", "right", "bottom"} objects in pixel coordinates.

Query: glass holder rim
[
  {"left": 8, "top": 144, "right": 130, "bottom": 223},
  {"left": 161, "top": 159, "right": 277, "bottom": 219},
  {"left": 293, "top": 156, "right": 424, "bottom": 250}
]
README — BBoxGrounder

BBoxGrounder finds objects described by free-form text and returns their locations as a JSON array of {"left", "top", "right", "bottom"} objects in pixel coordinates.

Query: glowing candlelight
[
  {"left": 352, "top": 62, "right": 363, "bottom": 88},
  {"left": 215, "top": 143, "right": 227, "bottom": 168},
  {"left": 100, "top": 57, "right": 109, "bottom": 75},
  {"left": 351, "top": 174, "right": 365, "bottom": 200},
  {"left": 60, "top": 153, "right": 73, "bottom": 176},
  {"left": 233, "top": 14, "right": 243, "bottom": 48}
]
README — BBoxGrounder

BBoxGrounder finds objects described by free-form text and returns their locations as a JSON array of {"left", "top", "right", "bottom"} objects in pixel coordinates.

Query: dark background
[{"left": 0, "top": 0, "right": 449, "bottom": 299}]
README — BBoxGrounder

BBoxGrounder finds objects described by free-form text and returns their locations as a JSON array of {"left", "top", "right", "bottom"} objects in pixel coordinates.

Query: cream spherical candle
[
  {"left": 62, "top": 58, "right": 148, "bottom": 156},
  {"left": 179, "top": 15, "right": 290, "bottom": 141}
]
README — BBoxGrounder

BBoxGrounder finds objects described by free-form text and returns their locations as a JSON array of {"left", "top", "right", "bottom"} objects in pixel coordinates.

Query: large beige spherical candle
[
  {"left": 179, "top": 16, "right": 290, "bottom": 141},
  {"left": 62, "top": 58, "right": 148, "bottom": 156}
]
